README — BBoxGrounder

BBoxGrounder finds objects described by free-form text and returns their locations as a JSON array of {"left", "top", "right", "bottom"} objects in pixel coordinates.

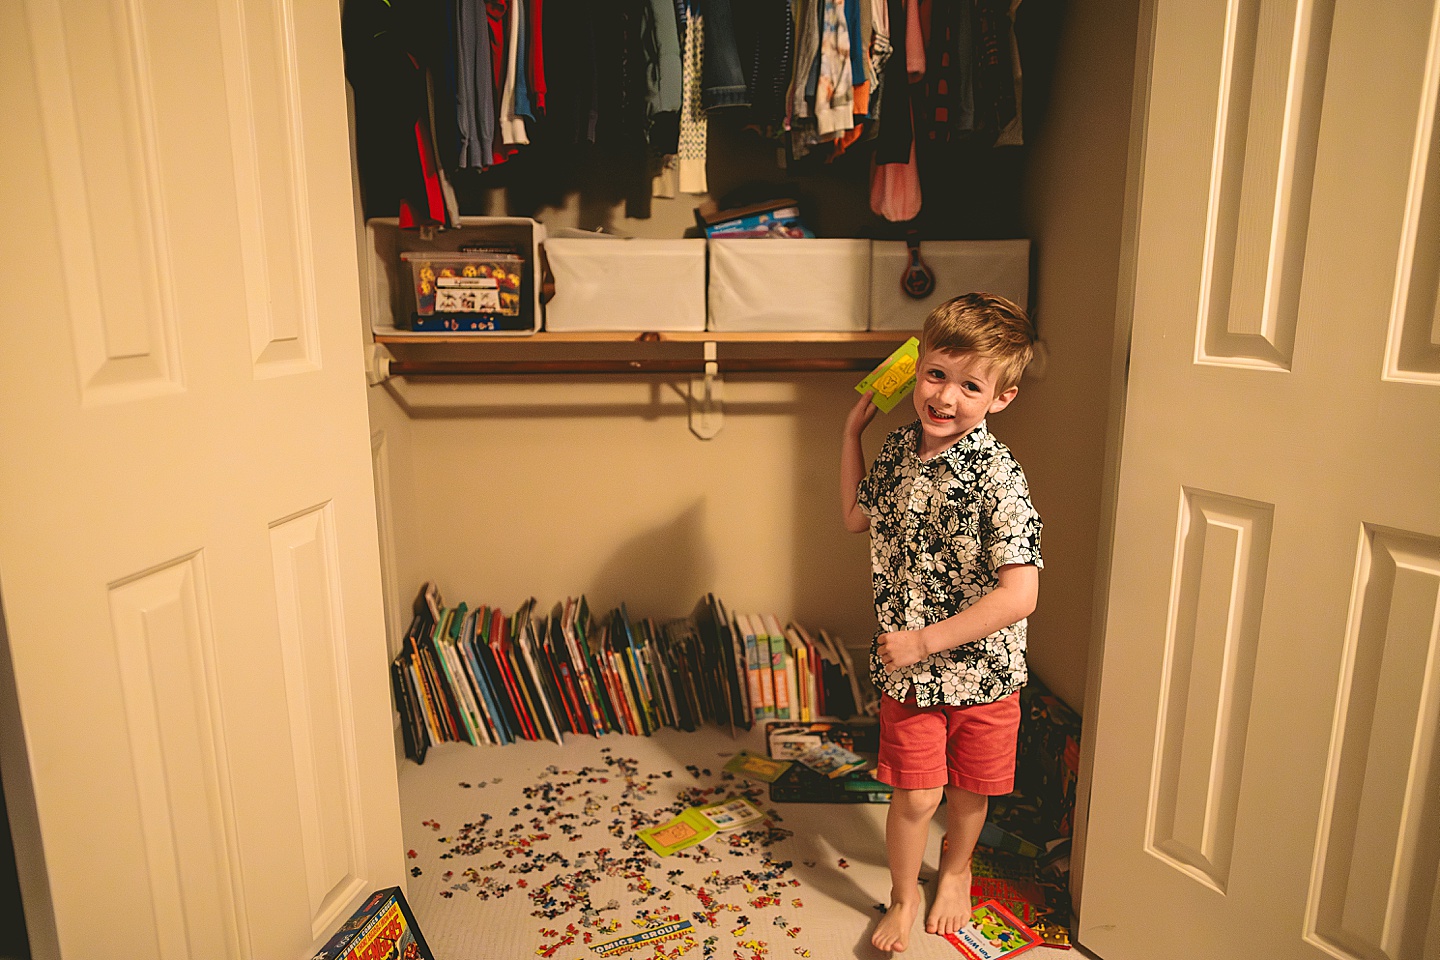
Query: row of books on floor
[{"left": 391, "top": 582, "right": 869, "bottom": 763}]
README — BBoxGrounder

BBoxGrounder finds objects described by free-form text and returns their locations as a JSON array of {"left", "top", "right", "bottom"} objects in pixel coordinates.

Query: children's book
[
  {"left": 856, "top": 337, "right": 920, "bottom": 413},
  {"left": 941, "top": 899, "right": 1043, "bottom": 960},
  {"left": 797, "top": 741, "right": 868, "bottom": 778},
  {"left": 723, "top": 750, "right": 792, "bottom": 783},
  {"left": 310, "top": 886, "right": 436, "bottom": 960},
  {"left": 637, "top": 808, "right": 717, "bottom": 856},
  {"left": 695, "top": 796, "right": 766, "bottom": 831}
]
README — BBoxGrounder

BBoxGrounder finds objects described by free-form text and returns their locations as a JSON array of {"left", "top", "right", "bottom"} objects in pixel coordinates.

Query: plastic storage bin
[
  {"left": 363, "top": 216, "right": 544, "bottom": 335},
  {"left": 869, "top": 239, "right": 1031, "bottom": 331},
  {"left": 708, "top": 238, "right": 871, "bottom": 331},
  {"left": 544, "top": 238, "right": 708, "bottom": 332},
  {"left": 400, "top": 251, "right": 525, "bottom": 332}
]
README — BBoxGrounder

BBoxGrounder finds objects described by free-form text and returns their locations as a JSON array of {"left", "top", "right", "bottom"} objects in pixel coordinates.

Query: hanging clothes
[
  {"left": 647, "top": 0, "right": 684, "bottom": 154},
  {"left": 701, "top": 0, "right": 749, "bottom": 109},
  {"left": 815, "top": 0, "right": 855, "bottom": 137},
  {"left": 678, "top": 1, "right": 708, "bottom": 192},
  {"left": 343, "top": 0, "right": 447, "bottom": 222}
]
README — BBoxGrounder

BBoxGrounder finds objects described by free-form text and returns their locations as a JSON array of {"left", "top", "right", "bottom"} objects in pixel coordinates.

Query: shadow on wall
[
  {"left": 586, "top": 499, "right": 715, "bottom": 621},
  {"left": 790, "top": 376, "right": 881, "bottom": 658}
]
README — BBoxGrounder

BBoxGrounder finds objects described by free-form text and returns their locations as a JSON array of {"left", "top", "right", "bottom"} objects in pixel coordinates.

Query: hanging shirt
[{"left": 815, "top": 0, "right": 855, "bottom": 136}]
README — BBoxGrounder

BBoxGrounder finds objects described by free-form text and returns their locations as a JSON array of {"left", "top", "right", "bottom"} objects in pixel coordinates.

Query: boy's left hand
[{"left": 876, "top": 629, "right": 928, "bottom": 671}]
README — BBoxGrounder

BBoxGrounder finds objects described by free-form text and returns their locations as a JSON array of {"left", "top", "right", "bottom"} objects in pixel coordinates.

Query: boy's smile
[{"left": 912, "top": 349, "right": 1018, "bottom": 459}]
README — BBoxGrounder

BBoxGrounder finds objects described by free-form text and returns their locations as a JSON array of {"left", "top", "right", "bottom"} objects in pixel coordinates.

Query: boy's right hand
[{"left": 846, "top": 390, "right": 879, "bottom": 438}]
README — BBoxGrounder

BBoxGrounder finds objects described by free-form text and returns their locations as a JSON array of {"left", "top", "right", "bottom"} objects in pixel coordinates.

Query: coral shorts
[{"left": 875, "top": 691, "right": 1021, "bottom": 794}]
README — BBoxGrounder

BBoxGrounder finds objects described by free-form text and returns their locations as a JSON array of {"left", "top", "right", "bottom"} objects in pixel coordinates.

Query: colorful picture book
[
  {"left": 637, "top": 808, "right": 717, "bottom": 856},
  {"left": 796, "top": 741, "right": 869, "bottom": 779},
  {"left": 723, "top": 751, "right": 793, "bottom": 784},
  {"left": 856, "top": 337, "right": 919, "bottom": 413},
  {"left": 390, "top": 584, "right": 866, "bottom": 762},
  {"left": 310, "top": 886, "right": 435, "bottom": 960},
  {"left": 638, "top": 796, "right": 768, "bottom": 856},
  {"left": 941, "top": 899, "right": 1042, "bottom": 959}
]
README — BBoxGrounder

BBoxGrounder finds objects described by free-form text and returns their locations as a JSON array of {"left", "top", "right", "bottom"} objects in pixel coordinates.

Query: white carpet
[{"left": 398, "top": 724, "right": 1084, "bottom": 960}]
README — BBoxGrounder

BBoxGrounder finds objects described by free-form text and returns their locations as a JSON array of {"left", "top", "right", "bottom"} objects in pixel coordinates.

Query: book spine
[
  {"left": 573, "top": 616, "right": 615, "bottom": 734},
  {"left": 390, "top": 658, "right": 423, "bottom": 762},
  {"left": 742, "top": 618, "right": 768, "bottom": 722},
  {"left": 462, "top": 626, "right": 508, "bottom": 744},
  {"left": 494, "top": 630, "right": 539, "bottom": 741},
  {"left": 768, "top": 622, "right": 790, "bottom": 721},
  {"left": 611, "top": 648, "right": 643, "bottom": 736},
  {"left": 475, "top": 641, "right": 517, "bottom": 743},
  {"left": 563, "top": 620, "right": 607, "bottom": 735},
  {"left": 517, "top": 621, "right": 564, "bottom": 744},
  {"left": 407, "top": 649, "right": 444, "bottom": 744},
  {"left": 444, "top": 637, "right": 487, "bottom": 745},
  {"left": 453, "top": 636, "right": 497, "bottom": 745}
]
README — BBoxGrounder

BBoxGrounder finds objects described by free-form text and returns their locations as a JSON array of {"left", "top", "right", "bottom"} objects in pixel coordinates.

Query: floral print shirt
[{"left": 856, "top": 421, "right": 1043, "bottom": 707}]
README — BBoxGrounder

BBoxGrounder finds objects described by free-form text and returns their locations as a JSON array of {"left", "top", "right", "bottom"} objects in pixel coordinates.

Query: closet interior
[{"left": 347, "top": 0, "right": 1138, "bottom": 949}]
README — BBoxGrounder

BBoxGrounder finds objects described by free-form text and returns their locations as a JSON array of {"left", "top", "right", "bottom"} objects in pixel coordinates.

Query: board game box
[{"left": 311, "top": 887, "right": 435, "bottom": 960}]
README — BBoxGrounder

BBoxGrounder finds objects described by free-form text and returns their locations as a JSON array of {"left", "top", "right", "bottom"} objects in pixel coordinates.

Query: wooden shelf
[
  {"left": 371, "top": 328, "right": 914, "bottom": 345},
  {"left": 370, "top": 328, "right": 916, "bottom": 377}
]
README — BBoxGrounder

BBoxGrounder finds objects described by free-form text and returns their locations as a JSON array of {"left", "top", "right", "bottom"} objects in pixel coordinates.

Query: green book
[{"left": 856, "top": 337, "right": 920, "bottom": 413}]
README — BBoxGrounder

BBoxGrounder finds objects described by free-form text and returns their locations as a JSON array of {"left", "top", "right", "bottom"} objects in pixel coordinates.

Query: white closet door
[
  {"left": 1082, "top": 1, "right": 1440, "bottom": 959},
  {"left": 0, "top": 2, "right": 401, "bottom": 957}
]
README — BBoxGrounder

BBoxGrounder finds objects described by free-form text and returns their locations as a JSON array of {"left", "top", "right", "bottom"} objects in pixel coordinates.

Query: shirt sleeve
[
  {"left": 981, "top": 452, "right": 1044, "bottom": 571},
  {"left": 855, "top": 425, "right": 904, "bottom": 519}
]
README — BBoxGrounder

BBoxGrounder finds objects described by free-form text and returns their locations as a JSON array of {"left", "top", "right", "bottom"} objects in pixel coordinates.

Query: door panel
[
  {"left": 0, "top": 1, "right": 401, "bottom": 957},
  {"left": 1082, "top": 1, "right": 1440, "bottom": 959}
]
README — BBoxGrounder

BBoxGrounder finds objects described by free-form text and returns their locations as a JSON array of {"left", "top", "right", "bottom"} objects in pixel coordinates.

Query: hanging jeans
[{"left": 701, "top": 0, "right": 749, "bottom": 109}]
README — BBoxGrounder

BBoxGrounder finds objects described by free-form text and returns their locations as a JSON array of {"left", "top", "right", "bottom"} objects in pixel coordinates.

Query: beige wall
[
  {"left": 362, "top": 0, "right": 1141, "bottom": 714},
  {"left": 1010, "top": 0, "right": 1142, "bottom": 709}
]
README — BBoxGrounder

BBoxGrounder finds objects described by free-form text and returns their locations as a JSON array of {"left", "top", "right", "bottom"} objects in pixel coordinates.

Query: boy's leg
[
  {"left": 873, "top": 785, "right": 943, "bottom": 952},
  {"left": 873, "top": 694, "right": 949, "bottom": 952},
  {"left": 927, "top": 785, "right": 986, "bottom": 935},
  {"left": 927, "top": 692, "right": 1022, "bottom": 935}
]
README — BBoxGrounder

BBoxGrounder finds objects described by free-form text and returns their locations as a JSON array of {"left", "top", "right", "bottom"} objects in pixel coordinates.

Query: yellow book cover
[{"left": 856, "top": 337, "right": 920, "bottom": 413}]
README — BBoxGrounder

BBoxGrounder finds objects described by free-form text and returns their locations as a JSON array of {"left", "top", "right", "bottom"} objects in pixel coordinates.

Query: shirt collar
[{"left": 906, "top": 420, "right": 990, "bottom": 467}]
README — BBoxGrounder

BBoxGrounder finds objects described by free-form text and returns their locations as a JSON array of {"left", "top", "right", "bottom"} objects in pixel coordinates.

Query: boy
[{"left": 840, "top": 293, "right": 1042, "bottom": 952}]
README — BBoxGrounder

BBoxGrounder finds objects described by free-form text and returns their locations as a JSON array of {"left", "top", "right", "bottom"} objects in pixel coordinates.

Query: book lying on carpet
[
  {"left": 638, "top": 808, "right": 718, "bottom": 856},
  {"left": 723, "top": 751, "right": 793, "bottom": 784},
  {"left": 941, "top": 899, "right": 1042, "bottom": 960},
  {"left": 390, "top": 583, "right": 869, "bottom": 760},
  {"left": 696, "top": 796, "right": 766, "bottom": 831},
  {"left": 639, "top": 796, "right": 768, "bottom": 855},
  {"left": 796, "top": 741, "right": 869, "bottom": 778},
  {"left": 972, "top": 849, "right": 1074, "bottom": 950},
  {"left": 311, "top": 886, "right": 435, "bottom": 960}
]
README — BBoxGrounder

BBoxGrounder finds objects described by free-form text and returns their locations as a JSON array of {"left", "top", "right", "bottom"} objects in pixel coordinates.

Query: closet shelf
[
  {"left": 372, "top": 328, "right": 915, "bottom": 377},
  {"left": 372, "top": 329, "right": 913, "bottom": 345}
]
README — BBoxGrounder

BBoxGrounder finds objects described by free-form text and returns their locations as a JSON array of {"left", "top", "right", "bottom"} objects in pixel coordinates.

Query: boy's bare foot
[
  {"left": 924, "top": 864, "right": 973, "bottom": 937},
  {"left": 872, "top": 897, "right": 920, "bottom": 952}
]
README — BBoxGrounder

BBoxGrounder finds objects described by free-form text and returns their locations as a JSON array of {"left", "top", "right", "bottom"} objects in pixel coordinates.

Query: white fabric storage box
[
  {"left": 544, "top": 238, "right": 708, "bottom": 331},
  {"left": 869, "top": 239, "right": 1031, "bottom": 331},
  {"left": 708, "top": 239, "right": 872, "bottom": 332}
]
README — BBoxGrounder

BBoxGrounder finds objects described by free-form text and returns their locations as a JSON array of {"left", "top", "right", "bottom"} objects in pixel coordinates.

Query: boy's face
[{"left": 912, "top": 349, "right": 1018, "bottom": 458}]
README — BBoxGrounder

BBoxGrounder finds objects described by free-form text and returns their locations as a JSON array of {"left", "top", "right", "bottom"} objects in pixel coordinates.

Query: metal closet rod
[{"left": 387, "top": 356, "right": 890, "bottom": 376}]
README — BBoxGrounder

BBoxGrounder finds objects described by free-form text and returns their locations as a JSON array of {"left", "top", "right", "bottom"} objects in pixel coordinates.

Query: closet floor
[{"left": 397, "top": 724, "right": 1089, "bottom": 960}]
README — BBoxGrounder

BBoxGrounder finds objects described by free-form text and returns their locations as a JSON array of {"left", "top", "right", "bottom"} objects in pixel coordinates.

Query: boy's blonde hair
[{"left": 920, "top": 292, "right": 1036, "bottom": 394}]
